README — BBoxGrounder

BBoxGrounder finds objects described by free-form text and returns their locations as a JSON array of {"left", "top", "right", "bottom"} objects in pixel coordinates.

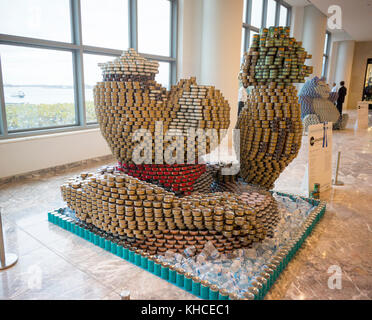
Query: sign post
[
  {"left": 303, "top": 122, "right": 333, "bottom": 197},
  {"left": 355, "top": 101, "right": 369, "bottom": 129}
]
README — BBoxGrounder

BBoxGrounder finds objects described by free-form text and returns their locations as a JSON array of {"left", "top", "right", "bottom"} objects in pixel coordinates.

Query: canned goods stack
[
  {"left": 237, "top": 26, "right": 313, "bottom": 189},
  {"left": 298, "top": 76, "right": 343, "bottom": 126},
  {"left": 60, "top": 47, "right": 283, "bottom": 256},
  {"left": 302, "top": 114, "right": 321, "bottom": 133},
  {"left": 167, "top": 80, "right": 230, "bottom": 133},
  {"left": 94, "top": 49, "right": 230, "bottom": 166},
  {"left": 236, "top": 82, "right": 302, "bottom": 188},
  {"left": 60, "top": 165, "right": 279, "bottom": 255},
  {"left": 99, "top": 48, "right": 159, "bottom": 82},
  {"left": 116, "top": 163, "right": 206, "bottom": 195},
  {"left": 239, "top": 26, "right": 312, "bottom": 86},
  {"left": 191, "top": 165, "right": 217, "bottom": 193}
]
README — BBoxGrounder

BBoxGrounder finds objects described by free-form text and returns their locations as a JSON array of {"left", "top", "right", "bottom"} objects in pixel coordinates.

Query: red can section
[{"left": 117, "top": 163, "right": 206, "bottom": 195}]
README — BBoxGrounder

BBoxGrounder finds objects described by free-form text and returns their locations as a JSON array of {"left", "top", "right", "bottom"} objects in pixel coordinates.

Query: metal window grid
[{"left": 0, "top": 0, "right": 178, "bottom": 139}]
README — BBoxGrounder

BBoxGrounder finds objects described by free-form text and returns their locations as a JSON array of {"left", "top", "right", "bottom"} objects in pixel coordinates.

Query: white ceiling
[{"left": 286, "top": 0, "right": 372, "bottom": 41}]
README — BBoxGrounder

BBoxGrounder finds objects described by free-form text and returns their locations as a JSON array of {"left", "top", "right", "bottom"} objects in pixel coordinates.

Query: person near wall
[
  {"left": 336, "top": 81, "right": 347, "bottom": 114},
  {"left": 331, "top": 82, "right": 338, "bottom": 93},
  {"left": 238, "top": 82, "right": 248, "bottom": 116}
]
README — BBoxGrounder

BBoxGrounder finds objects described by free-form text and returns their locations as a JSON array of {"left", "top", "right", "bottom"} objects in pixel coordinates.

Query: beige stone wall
[{"left": 349, "top": 41, "right": 372, "bottom": 109}]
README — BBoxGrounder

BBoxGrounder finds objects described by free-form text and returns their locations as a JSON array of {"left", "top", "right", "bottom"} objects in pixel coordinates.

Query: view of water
[{"left": 4, "top": 86, "right": 94, "bottom": 104}]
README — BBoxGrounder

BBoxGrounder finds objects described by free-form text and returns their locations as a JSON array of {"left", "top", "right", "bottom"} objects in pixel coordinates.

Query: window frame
[
  {"left": 0, "top": 0, "right": 178, "bottom": 139},
  {"left": 242, "top": 0, "right": 292, "bottom": 55},
  {"left": 321, "top": 30, "right": 331, "bottom": 80}
]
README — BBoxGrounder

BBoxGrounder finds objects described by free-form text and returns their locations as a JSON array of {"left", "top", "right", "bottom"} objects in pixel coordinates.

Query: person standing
[
  {"left": 331, "top": 82, "right": 338, "bottom": 92},
  {"left": 238, "top": 83, "right": 248, "bottom": 116},
  {"left": 336, "top": 81, "right": 347, "bottom": 114}
]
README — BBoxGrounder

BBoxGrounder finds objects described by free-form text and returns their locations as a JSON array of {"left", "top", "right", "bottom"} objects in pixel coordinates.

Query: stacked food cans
[
  {"left": 117, "top": 163, "right": 206, "bottom": 195},
  {"left": 237, "top": 26, "right": 312, "bottom": 189},
  {"left": 61, "top": 165, "right": 279, "bottom": 255},
  {"left": 60, "top": 48, "right": 283, "bottom": 256},
  {"left": 239, "top": 26, "right": 312, "bottom": 86},
  {"left": 94, "top": 49, "right": 230, "bottom": 166}
]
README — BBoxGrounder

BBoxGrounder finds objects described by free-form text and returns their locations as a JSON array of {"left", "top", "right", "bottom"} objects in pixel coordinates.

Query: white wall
[
  {"left": 0, "top": 129, "right": 111, "bottom": 179},
  {"left": 177, "top": 0, "right": 244, "bottom": 128}
]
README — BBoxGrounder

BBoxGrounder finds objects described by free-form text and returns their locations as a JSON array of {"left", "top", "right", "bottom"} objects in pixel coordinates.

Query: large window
[
  {"left": 322, "top": 31, "right": 331, "bottom": 80},
  {"left": 1, "top": 45, "right": 75, "bottom": 131},
  {"left": 0, "top": 0, "right": 177, "bottom": 138},
  {"left": 241, "top": 0, "right": 291, "bottom": 55}
]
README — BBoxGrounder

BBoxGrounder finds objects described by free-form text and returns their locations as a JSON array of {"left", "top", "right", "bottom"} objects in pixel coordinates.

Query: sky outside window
[
  {"left": 138, "top": 0, "right": 171, "bottom": 56},
  {"left": 81, "top": 0, "right": 129, "bottom": 50},
  {"left": 0, "top": 0, "right": 71, "bottom": 42}
]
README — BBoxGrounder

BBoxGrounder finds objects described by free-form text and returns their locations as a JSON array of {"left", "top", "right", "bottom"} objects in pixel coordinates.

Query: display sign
[
  {"left": 302, "top": 122, "right": 333, "bottom": 196},
  {"left": 355, "top": 101, "right": 369, "bottom": 129}
]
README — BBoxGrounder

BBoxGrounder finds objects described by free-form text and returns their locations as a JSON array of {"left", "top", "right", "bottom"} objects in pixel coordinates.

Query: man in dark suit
[{"left": 336, "top": 81, "right": 347, "bottom": 114}]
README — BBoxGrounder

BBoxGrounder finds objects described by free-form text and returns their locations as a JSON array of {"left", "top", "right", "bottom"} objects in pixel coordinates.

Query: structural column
[
  {"left": 290, "top": 6, "right": 304, "bottom": 41},
  {"left": 177, "top": 0, "right": 203, "bottom": 81},
  {"left": 199, "top": 0, "right": 244, "bottom": 128},
  {"left": 333, "top": 40, "right": 355, "bottom": 109},
  {"left": 178, "top": 0, "right": 244, "bottom": 128},
  {"left": 301, "top": 5, "right": 327, "bottom": 78}
]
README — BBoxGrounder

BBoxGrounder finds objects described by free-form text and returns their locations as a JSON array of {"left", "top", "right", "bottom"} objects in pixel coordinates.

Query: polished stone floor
[{"left": 0, "top": 111, "right": 371, "bottom": 300}]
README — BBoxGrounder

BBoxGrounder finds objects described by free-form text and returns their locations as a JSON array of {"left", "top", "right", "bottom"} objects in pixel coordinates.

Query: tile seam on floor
[
  {"left": 13, "top": 219, "right": 188, "bottom": 299},
  {"left": 9, "top": 222, "right": 119, "bottom": 296},
  {"left": 4, "top": 210, "right": 189, "bottom": 298}
]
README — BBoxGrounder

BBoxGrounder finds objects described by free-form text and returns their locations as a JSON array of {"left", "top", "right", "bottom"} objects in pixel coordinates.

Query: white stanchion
[
  {"left": 332, "top": 151, "right": 344, "bottom": 186},
  {"left": 0, "top": 209, "right": 18, "bottom": 270}
]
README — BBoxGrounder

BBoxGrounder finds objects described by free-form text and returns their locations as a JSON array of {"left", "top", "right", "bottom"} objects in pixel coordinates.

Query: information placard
[
  {"left": 303, "top": 122, "right": 333, "bottom": 196},
  {"left": 355, "top": 101, "right": 369, "bottom": 129}
]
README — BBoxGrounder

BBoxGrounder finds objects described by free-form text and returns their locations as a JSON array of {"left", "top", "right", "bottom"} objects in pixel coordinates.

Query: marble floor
[{"left": 0, "top": 111, "right": 371, "bottom": 300}]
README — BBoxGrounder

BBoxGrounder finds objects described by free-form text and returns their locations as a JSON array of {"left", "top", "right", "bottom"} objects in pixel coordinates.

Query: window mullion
[
  {"left": 170, "top": 0, "right": 178, "bottom": 85},
  {"left": 71, "top": 0, "right": 86, "bottom": 127},
  {"left": 0, "top": 56, "right": 8, "bottom": 137},
  {"left": 129, "top": 0, "right": 138, "bottom": 51},
  {"left": 0, "top": 34, "right": 79, "bottom": 51},
  {"left": 244, "top": 0, "right": 253, "bottom": 52},
  {"left": 70, "top": 0, "right": 82, "bottom": 45},
  {"left": 275, "top": 1, "right": 280, "bottom": 26},
  {"left": 246, "top": 0, "right": 252, "bottom": 25},
  {"left": 286, "top": 6, "right": 291, "bottom": 27},
  {"left": 262, "top": 0, "right": 268, "bottom": 28},
  {"left": 73, "top": 49, "right": 86, "bottom": 126}
]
